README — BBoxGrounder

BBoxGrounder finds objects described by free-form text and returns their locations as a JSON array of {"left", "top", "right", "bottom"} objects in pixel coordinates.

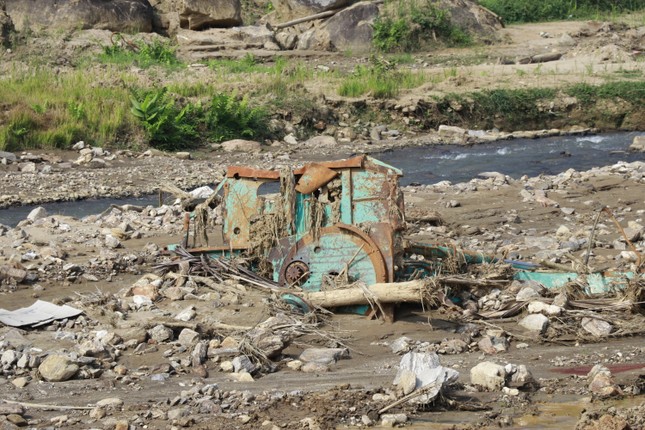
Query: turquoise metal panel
[{"left": 514, "top": 270, "right": 635, "bottom": 294}]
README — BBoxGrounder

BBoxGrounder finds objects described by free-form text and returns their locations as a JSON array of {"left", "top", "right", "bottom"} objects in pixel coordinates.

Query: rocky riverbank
[{"left": 0, "top": 152, "right": 643, "bottom": 429}]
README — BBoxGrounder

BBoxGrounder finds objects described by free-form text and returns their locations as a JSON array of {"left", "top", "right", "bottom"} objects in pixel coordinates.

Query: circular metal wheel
[{"left": 278, "top": 224, "right": 389, "bottom": 291}]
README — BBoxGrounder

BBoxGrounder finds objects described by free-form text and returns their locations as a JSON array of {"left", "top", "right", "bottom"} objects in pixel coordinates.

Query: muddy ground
[{"left": 1, "top": 17, "right": 645, "bottom": 430}]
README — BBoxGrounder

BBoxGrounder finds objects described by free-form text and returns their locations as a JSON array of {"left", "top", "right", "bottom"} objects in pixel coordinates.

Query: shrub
[
  {"left": 205, "top": 93, "right": 269, "bottom": 143},
  {"left": 373, "top": 0, "right": 472, "bottom": 52},
  {"left": 478, "top": 0, "right": 645, "bottom": 24},
  {"left": 130, "top": 88, "right": 200, "bottom": 150}
]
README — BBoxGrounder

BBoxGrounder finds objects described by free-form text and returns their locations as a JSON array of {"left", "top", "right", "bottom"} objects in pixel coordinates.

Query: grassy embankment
[{"left": 0, "top": 1, "right": 644, "bottom": 152}]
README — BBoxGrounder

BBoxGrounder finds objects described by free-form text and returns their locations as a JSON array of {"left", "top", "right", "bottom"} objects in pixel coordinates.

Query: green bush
[
  {"left": 130, "top": 88, "right": 200, "bottom": 150},
  {"left": 478, "top": 0, "right": 645, "bottom": 23},
  {"left": 373, "top": 0, "right": 472, "bottom": 52},
  {"left": 205, "top": 93, "right": 269, "bottom": 143}
]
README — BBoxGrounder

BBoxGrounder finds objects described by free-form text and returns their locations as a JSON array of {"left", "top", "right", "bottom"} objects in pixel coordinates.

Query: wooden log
[
  {"left": 275, "top": 9, "right": 339, "bottom": 29},
  {"left": 300, "top": 280, "right": 430, "bottom": 308}
]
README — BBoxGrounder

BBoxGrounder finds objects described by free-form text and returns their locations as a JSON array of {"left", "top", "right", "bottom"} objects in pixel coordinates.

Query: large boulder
[
  {"left": 439, "top": 0, "right": 503, "bottom": 40},
  {"left": 150, "top": 0, "right": 241, "bottom": 34},
  {"left": 272, "top": 0, "right": 353, "bottom": 21},
  {"left": 5, "top": 0, "right": 153, "bottom": 33},
  {"left": 0, "top": 0, "right": 13, "bottom": 47},
  {"left": 296, "top": 2, "right": 378, "bottom": 51}
]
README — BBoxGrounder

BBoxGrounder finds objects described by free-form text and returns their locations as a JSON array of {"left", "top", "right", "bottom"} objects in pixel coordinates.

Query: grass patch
[
  {"left": 338, "top": 62, "right": 426, "bottom": 98},
  {"left": 0, "top": 69, "right": 137, "bottom": 151},
  {"left": 566, "top": 81, "right": 645, "bottom": 105},
  {"left": 98, "top": 37, "right": 182, "bottom": 69}
]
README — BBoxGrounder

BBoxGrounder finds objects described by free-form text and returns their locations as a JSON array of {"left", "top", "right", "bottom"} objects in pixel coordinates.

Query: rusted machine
[{"left": 171, "top": 155, "right": 487, "bottom": 314}]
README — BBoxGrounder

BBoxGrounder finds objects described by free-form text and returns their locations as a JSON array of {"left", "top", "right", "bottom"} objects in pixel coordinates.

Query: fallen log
[
  {"left": 300, "top": 280, "right": 433, "bottom": 308},
  {"left": 518, "top": 52, "right": 562, "bottom": 64}
]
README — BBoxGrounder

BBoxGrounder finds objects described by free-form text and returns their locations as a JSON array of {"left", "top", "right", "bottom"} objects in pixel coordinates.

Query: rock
[
  {"left": 438, "top": 125, "right": 467, "bottom": 143},
  {"left": 301, "top": 362, "right": 329, "bottom": 373},
  {"left": 381, "top": 413, "right": 408, "bottom": 426},
  {"left": 581, "top": 317, "right": 613, "bottom": 337},
  {"left": 219, "top": 139, "right": 262, "bottom": 153},
  {"left": 1, "top": 350, "right": 18, "bottom": 366},
  {"left": 286, "top": 360, "right": 302, "bottom": 371},
  {"left": 396, "top": 369, "right": 417, "bottom": 395},
  {"left": 231, "top": 370, "right": 254, "bottom": 382},
  {"left": 96, "top": 398, "right": 124, "bottom": 409},
  {"left": 470, "top": 362, "right": 506, "bottom": 391},
  {"left": 506, "top": 364, "right": 534, "bottom": 388},
  {"left": 322, "top": 1, "right": 378, "bottom": 52},
  {"left": 299, "top": 347, "right": 349, "bottom": 365},
  {"left": 393, "top": 352, "right": 459, "bottom": 403},
  {"left": 275, "top": 31, "right": 297, "bottom": 50},
  {"left": 588, "top": 365, "right": 622, "bottom": 398},
  {"left": 104, "top": 234, "right": 122, "bottom": 249},
  {"left": 26, "top": 206, "right": 47, "bottom": 222},
  {"left": 5, "top": 0, "right": 153, "bottom": 33},
  {"left": 389, "top": 336, "right": 413, "bottom": 355},
  {"left": 478, "top": 336, "right": 509, "bottom": 354},
  {"left": 0, "top": 403, "right": 24, "bottom": 415},
  {"left": 519, "top": 314, "right": 549, "bottom": 334},
  {"left": 272, "top": 0, "right": 353, "bottom": 20},
  {"left": 284, "top": 133, "right": 298, "bottom": 145},
  {"left": 516, "top": 283, "right": 544, "bottom": 301},
  {"left": 178, "top": 328, "right": 200, "bottom": 346},
  {"left": 303, "top": 135, "right": 338, "bottom": 148},
  {"left": 629, "top": 135, "right": 645, "bottom": 152},
  {"left": 528, "top": 301, "right": 562, "bottom": 316},
  {"left": 232, "top": 356, "right": 256, "bottom": 374},
  {"left": 5, "top": 414, "right": 25, "bottom": 427},
  {"left": 191, "top": 341, "right": 208, "bottom": 366},
  {"left": 11, "top": 377, "right": 28, "bottom": 388},
  {"left": 20, "top": 161, "right": 37, "bottom": 173},
  {"left": 38, "top": 355, "right": 79, "bottom": 382},
  {"left": 0, "top": 151, "right": 17, "bottom": 163},
  {"left": 174, "top": 305, "right": 196, "bottom": 322},
  {"left": 163, "top": 286, "right": 187, "bottom": 301},
  {"left": 148, "top": 324, "right": 174, "bottom": 343}
]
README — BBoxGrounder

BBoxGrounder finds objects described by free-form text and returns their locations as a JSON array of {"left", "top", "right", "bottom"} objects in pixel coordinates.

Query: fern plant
[
  {"left": 205, "top": 93, "right": 268, "bottom": 143},
  {"left": 130, "top": 88, "right": 199, "bottom": 150}
]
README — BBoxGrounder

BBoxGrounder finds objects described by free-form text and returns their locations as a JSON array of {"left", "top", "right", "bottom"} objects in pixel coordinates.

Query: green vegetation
[
  {"left": 99, "top": 37, "right": 182, "bottom": 68},
  {"left": 339, "top": 57, "right": 426, "bottom": 98},
  {"left": 0, "top": 69, "right": 136, "bottom": 151},
  {"left": 373, "top": 0, "right": 472, "bottom": 52},
  {"left": 205, "top": 93, "right": 269, "bottom": 143},
  {"left": 478, "top": 0, "right": 645, "bottom": 24},
  {"left": 566, "top": 81, "right": 645, "bottom": 105}
]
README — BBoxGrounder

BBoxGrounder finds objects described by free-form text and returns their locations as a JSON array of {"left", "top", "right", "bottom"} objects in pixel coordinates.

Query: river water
[{"left": 0, "top": 132, "right": 643, "bottom": 227}]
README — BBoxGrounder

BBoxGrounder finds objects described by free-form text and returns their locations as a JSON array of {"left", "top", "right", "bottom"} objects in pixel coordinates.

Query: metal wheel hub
[{"left": 284, "top": 261, "right": 310, "bottom": 286}]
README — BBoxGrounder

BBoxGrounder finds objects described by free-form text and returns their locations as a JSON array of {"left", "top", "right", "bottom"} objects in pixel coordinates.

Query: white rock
[
  {"left": 283, "top": 133, "right": 298, "bottom": 145},
  {"left": 219, "top": 139, "right": 262, "bottom": 153},
  {"left": 177, "top": 328, "right": 200, "bottom": 346},
  {"left": 26, "top": 206, "right": 47, "bottom": 222},
  {"left": 393, "top": 352, "right": 459, "bottom": 403},
  {"left": 581, "top": 317, "right": 613, "bottom": 337},
  {"left": 528, "top": 301, "right": 562, "bottom": 316},
  {"left": 303, "top": 135, "right": 337, "bottom": 147},
  {"left": 381, "top": 413, "right": 408, "bottom": 426},
  {"left": 389, "top": 336, "right": 413, "bottom": 354},
  {"left": 174, "top": 306, "right": 196, "bottom": 322},
  {"left": 470, "top": 362, "right": 506, "bottom": 391},
  {"left": 519, "top": 314, "right": 549, "bottom": 334}
]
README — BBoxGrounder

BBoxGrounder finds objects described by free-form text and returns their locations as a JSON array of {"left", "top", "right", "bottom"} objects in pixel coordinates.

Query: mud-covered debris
[{"left": 393, "top": 352, "right": 459, "bottom": 404}]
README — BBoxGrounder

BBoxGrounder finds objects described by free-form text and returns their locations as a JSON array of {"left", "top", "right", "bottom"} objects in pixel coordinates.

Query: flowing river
[{"left": 0, "top": 132, "right": 643, "bottom": 227}]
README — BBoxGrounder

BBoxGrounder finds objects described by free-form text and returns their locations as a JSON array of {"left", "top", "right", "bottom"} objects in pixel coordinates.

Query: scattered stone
[
  {"left": 470, "top": 362, "right": 506, "bottom": 391},
  {"left": 11, "top": 377, "right": 29, "bottom": 388},
  {"left": 528, "top": 301, "right": 562, "bottom": 316},
  {"left": 219, "top": 139, "right": 262, "bottom": 153},
  {"left": 232, "top": 356, "right": 256, "bottom": 374},
  {"left": 148, "top": 325, "right": 174, "bottom": 343},
  {"left": 96, "top": 398, "right": 124, "bottom": 409},
  {"left": 38, "top": 355, "right": 79, "bottom": 382},
  {"left": 26, "top": 206, "right": 47, "bottom": 222},
  {"left": 299, "top": 348, "right": 349, "bottom": 365},
  {"left": 174, "top": 305, "right": 196, "bottom": 322},
  {"left": 581, "top": 317, "right": 613, "bottom": 337},
  {"left": 381, "top": 413, "right": 408, "bottom": 426},
  {"left": 519, "top": 314, "right": 549, "bottom": 334},
  {"left": 393, "top": 352, "right": 459, "bottom": 403},
  {"left": 629, "top": 135, "right": 645, "bottom": 152},
  {"left": 588, "top": 365, "right": 622, "bottom": 398},
  {"left": 389, "top": 336, "right": 413, "bottom": 355}
]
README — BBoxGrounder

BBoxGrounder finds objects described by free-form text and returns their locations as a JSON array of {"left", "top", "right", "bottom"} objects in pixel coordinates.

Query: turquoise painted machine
[{"left": 172, "top": 155, "right": 488, "bottom": 313}]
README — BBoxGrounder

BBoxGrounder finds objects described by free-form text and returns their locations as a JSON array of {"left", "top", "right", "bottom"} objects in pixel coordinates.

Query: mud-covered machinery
[{"left": 171, "top": 155, "right": 488, "bottom": 310}]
